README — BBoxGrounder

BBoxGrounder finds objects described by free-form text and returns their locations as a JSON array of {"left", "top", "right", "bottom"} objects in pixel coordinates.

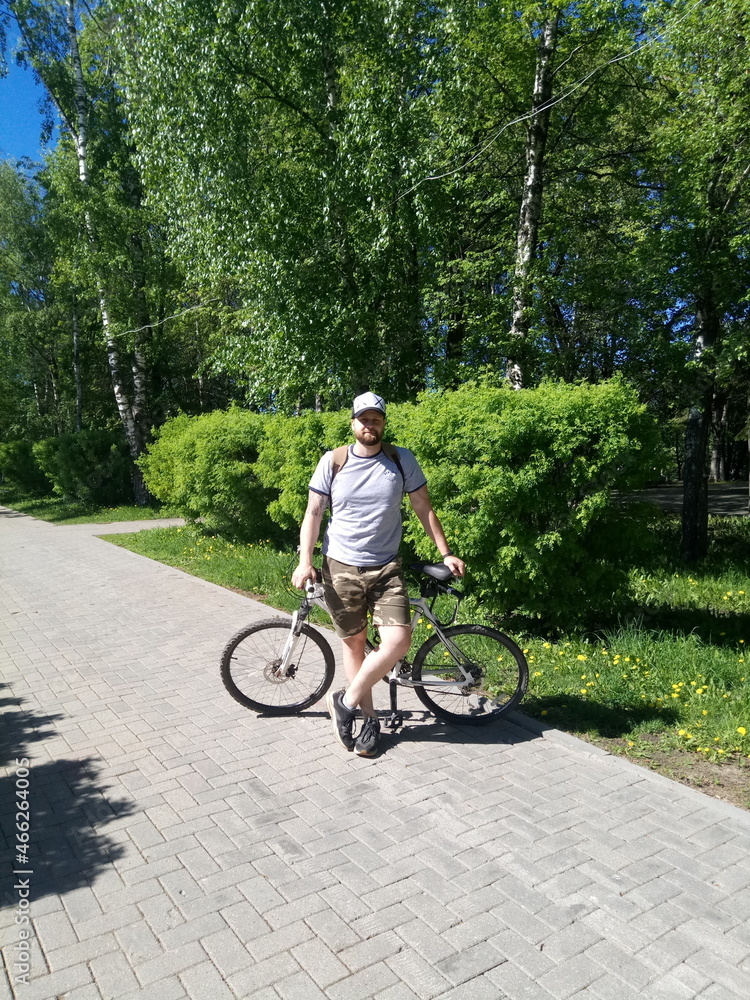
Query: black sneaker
[
  {"left": 355, "top": 715, "right": 381, "bottom": 757},
  {"left": 326, "top": 688, "right": 357, "bottom": 751}
]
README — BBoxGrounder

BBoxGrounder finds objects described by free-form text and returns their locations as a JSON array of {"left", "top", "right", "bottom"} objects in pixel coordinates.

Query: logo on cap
[{"left": 352, "top": 392, "right": 386, "bottom": 417}]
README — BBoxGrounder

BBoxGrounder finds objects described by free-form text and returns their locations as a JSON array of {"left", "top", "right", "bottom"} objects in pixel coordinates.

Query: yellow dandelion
[{"left": 738, "top": 727, "right": 747, "bottom": 736}]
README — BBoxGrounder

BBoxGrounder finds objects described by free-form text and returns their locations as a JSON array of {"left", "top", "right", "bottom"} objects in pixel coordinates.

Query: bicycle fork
[{"left": 275, "top": 596, "right": 315, "bottom": 677}]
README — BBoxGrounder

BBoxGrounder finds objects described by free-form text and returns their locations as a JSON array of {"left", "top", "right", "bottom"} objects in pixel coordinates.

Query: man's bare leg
[{"left": 342, "top": 625, "right": 411, "bottom": 718}]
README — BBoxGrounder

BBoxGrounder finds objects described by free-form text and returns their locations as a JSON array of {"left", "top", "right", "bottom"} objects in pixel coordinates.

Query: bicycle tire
[
  {"left": 412, "top": 624, "right": 528, "bottom": 724},
  {"left": 221, "top": 618, "right": 335, "bottom": 714}
]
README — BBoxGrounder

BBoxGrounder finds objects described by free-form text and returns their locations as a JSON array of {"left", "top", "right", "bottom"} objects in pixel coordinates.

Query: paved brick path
[{"left": 1, "top": 508, "right": 750, "bottom": 1000}]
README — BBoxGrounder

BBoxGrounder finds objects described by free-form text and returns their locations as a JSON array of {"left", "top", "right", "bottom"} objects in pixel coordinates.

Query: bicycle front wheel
[
  {"left": 221, "top": 618, "right": 335, "bottom": 714},
  {"left": 412, "top": 624, "right": 528, "bottom": 723}
]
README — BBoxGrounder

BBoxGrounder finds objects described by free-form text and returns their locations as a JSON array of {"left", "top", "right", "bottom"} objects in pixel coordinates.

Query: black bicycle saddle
[{"left": 409, "top": 562, "right": 455, "bottom": 582}]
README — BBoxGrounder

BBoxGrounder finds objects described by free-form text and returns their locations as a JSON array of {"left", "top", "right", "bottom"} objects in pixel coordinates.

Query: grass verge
[
  {"left": 0, "top": 487, "right": 170, "bottom": 525},
  {"left": 98, "top": 513, "right": 750, "bottom": 811}
]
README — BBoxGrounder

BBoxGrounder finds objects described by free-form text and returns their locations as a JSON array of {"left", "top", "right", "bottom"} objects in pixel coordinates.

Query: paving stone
[
  {"left": 45, "top": 932, "right": 120, "bottom": 972},
  {"left": 199, "top": 927, "right": 254, "bottom": 978},
  {"left": 4, "top": 511, "right": 750, "bottom": 1000},
  {"left": 89, "top": 950, "right": 140, "bottom": 997},
  {"left": 227, "top": 952, "right": 302, "bottom": 994},
  {"left": 536, "top": 953, "right": 604, "bottom": 998},
  {"left": 325, "top": 960, "right": 400, "bottom": 1000},
  {"left": 59, "top": 985, "right": 104, "bottom": 1000},
  {"left": 6, "top": 965, "right": 93, "bottom": 1000},
  {"left": 134, "top": 942, "right": 205, "bottom": 986},
  {"left": 386, "top": 950, "right": 453, "bottom": 999},
  {"left": 178, "top": 960, "right": 234, "bottom": 1000},
  {"left": 291, "top": 937, "right": 349, "bottom": 988}
]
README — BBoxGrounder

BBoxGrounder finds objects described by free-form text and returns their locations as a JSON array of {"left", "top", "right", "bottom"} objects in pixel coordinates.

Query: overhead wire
[{"left": 396, "top": 0, "right": 707, "bottom": 201}]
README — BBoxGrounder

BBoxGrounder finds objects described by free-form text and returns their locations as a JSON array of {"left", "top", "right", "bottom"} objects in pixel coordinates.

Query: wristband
[{"left": 443, "top": 551, "right": 454, "bottom": 558}]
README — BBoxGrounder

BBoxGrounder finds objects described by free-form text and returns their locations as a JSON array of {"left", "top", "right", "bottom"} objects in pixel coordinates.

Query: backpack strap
[
  {"left": 380, "top": 442, "right": 405, "bottom": 484},
  {"left": 330, "top": 445, "right": 349, "bottom": 481}
]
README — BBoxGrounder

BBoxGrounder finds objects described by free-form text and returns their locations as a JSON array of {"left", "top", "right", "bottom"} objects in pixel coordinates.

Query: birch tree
[
  {"left": 3, "top": 0, "right": 157, "bottom": 499},
  {"left": 508, "top": 6, "right": 560, "bottom": 388},
  {"left": 117, "top": 0, "right": 446, "bottom": 408}
]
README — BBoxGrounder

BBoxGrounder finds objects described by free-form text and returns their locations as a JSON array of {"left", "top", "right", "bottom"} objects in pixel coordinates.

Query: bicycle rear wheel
[
  {"left": 412, "top": 624, "right": 528, "bottom": 723},
  {"left": 221, "top": 618, "right": 335, "bottom": 714}
]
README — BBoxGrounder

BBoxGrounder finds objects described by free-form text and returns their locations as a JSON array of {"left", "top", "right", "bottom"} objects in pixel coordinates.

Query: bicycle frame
[{"left": 280, "top": 577, "right": 478, "bottom": 726}]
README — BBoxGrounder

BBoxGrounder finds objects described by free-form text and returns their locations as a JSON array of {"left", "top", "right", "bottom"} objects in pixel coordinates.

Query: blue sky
[{"left": 0, "top": 35, "right": 57, "bottom": 163}]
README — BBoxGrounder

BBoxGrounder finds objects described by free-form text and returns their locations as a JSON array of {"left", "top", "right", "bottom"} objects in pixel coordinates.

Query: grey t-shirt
[{"left": 309, "top": 445, "right": 426, "bottom": 566}]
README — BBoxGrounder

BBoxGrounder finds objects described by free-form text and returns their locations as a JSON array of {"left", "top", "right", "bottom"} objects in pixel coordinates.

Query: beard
[{"left": 353, "top": 426, "right": 383, "bottom": 446}]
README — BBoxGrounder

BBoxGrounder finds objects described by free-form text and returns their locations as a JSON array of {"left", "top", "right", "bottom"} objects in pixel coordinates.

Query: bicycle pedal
[{"left": 386, "top": 712, "right": 403, "bottom": 730}]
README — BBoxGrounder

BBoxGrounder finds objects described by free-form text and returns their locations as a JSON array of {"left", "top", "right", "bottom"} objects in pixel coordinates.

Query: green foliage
[
  {"left": 389, "top": 379, "right": 665, "bottom": 624},
  {"left": 32, "top": 428, "right": 133, "bottom": 505},
  {"left": 254, "top": 410, "right": 351, "bottom": 531},
  {"left": 118, "top": 0, "right": 447, "bottom": 405},
  {"left": 138, "top": 407, "right": 279, "bottom": 542},
  {"left": 0, "top": 439, "right": 51, "bottom": 495},
  {"left": 142, "top": 380, "right": 663, "bottom": 621}
]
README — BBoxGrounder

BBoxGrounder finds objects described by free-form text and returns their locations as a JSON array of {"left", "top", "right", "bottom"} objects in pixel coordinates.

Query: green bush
[
  {"left": 139, "top": 379, "right": 663, "bottom": 623},
  {"left": 33, "top": 430, "right": 133, "bottom": 505},
  {"left": 254, "top": 410, "right": 351, "bottom": 531},
  {"left": 138, "top": 407, "right": 279, "bottom": 541},
  {"left": 387, "top": 378, "right": 664, "bottom": 624},
  {"left": 0, "top": 440, "right": 51, "bottom": 495}
]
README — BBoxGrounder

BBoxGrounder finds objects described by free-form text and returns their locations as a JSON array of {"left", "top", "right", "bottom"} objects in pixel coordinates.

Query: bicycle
[{"left": 220, "top": 562, "right": 528, "bottom": 727}]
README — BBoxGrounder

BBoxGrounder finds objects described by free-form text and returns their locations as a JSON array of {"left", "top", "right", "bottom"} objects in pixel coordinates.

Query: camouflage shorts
[{"left": 321, "top": 555, "right": 411, "bottom": 638}]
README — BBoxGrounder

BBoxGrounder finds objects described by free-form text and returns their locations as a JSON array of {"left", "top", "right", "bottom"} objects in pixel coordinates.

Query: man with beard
[{"left": 291, "top": 392, "right": 465, "bottom": 757}]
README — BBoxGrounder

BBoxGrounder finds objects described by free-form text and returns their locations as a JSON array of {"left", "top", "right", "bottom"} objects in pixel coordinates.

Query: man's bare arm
[
  {"left": 408, "top": 485, "right": 465, "bottom": 577},
  {"left": 291, "top": 491, "right": 328, "bottom": 589}
]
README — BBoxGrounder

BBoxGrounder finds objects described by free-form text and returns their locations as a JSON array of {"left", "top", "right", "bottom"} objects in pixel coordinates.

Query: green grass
[
  {"left": 517, "top": 628, "right": 749, "bottom": 763},
  {"left": 104, "top": 514, "right": 750, "bottom": 767},
  {"left": 0, "top": 487, "right": 170, "bottom": 525},
  {"left": 509, "top": 515, "right": 750, "bottom": 765}
]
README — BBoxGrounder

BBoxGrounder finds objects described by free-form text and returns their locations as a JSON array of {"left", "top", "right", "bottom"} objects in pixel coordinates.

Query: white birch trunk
[
  {"left": 64, "top": 1, "right": 148, "bottom": 501},
  {"left": 508, "top": 12, "right": 560, "bottom": 389}
]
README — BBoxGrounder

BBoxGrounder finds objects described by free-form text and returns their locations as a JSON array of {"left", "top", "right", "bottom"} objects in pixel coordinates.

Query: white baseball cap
[{"left": 352, "top": 392, "right": 386, "bottom": 418}]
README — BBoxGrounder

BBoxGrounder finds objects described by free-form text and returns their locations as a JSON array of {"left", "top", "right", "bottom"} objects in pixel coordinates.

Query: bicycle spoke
[
  {"left": 221, "top": 619, "right": 334, "bottom": 714},
  {"left": 413, "top": 625, "right": 528, "bottom": 723}
]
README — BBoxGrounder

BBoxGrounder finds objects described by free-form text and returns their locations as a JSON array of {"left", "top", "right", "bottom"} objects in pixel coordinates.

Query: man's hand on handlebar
[{"left": 291, "top": 563, "right": 318, "bottom": 590}]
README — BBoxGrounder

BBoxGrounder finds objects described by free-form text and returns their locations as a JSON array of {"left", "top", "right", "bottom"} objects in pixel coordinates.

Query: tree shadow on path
[{"left": 0, "top": 684, "right": 135, "bottom": 905}]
